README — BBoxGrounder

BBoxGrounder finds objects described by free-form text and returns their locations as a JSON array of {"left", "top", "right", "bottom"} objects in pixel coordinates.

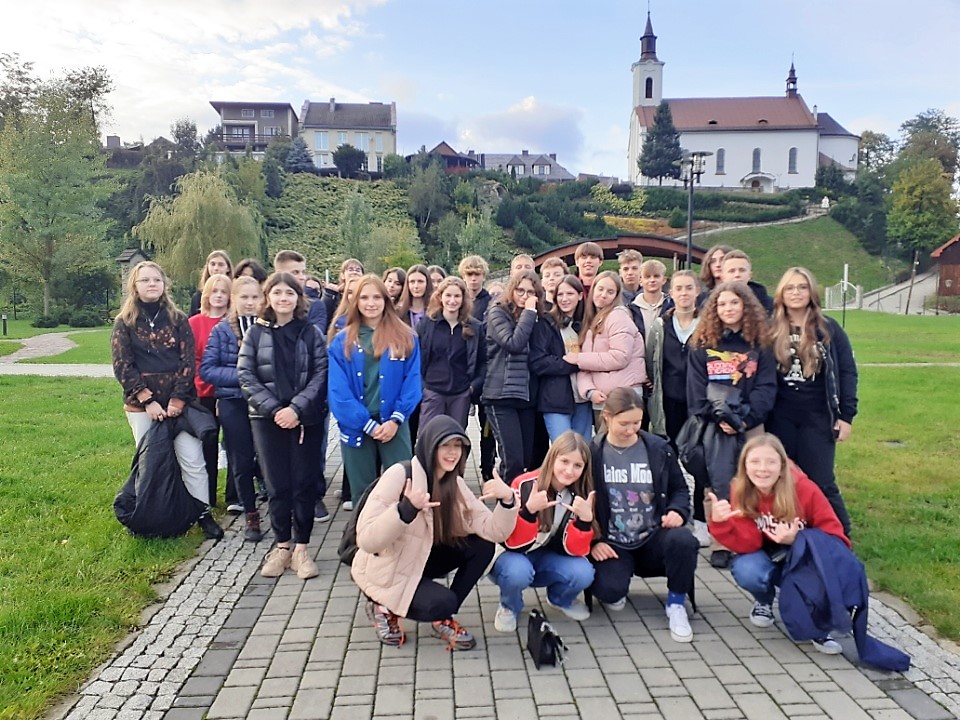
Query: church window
[
  {"left": 716, "top": 148, "right": 725, "bottom": 175},
  {"left": 788, "top": 147, "right": 798, "bottom": 174},
  {"left": 645, "top": 77, "right": 654, "bottom": 99},
  {"left": 752, "top": 148, "right": 761, "bottom": 173}
]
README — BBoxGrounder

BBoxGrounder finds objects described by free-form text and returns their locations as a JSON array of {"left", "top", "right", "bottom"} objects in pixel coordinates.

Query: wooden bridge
[{"left": 532, "top": 234, "right": 707, "bottom": 269}]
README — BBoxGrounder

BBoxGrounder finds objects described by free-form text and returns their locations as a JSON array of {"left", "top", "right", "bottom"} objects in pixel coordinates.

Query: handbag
[
  {"left": 676, "top": 414, "right": 708, "bottom": 486},
  {"left": 526, "top": 609, "right": 567, "bottom": 669}
]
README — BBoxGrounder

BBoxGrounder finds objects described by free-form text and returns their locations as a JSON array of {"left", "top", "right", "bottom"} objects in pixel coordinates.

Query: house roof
[
  {"left": 301, "top": 100, "right": 395, "bottom": 130},
  {"left": 931, "top": 234, "right": 960, "bottom": 259},
  {"left": 210, "top": 101, "right": 297, "bottom": 117},
  {"left": 636, "top": 95, "right": 817, "bottom": 132},
  {"left": 816, "top": 112, "right": 858, "bottom": 139},
  {"left": 481, "top": 152, "right": 576, "bottom": 180}
]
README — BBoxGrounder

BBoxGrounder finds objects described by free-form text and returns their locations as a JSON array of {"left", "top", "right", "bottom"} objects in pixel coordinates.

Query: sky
[{"left": 5, "top": 0, "right": 959, "bottom": 179}]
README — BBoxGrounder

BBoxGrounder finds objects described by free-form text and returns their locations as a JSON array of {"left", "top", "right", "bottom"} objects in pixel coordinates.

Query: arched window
[
  {"left": 715, "top": 148, "right": 725, "bottom": 175},
  {"left": 788, "top": 147, "right": 798, "bottom": 174},
  {"left": 752, "top": 148, "right": 761, "bottom": 173},
  {"left": 645, "top": 77, "right": 654, "bottom": 99}
]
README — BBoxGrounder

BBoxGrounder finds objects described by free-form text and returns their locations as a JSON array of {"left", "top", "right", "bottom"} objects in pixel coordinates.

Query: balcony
[{"left": 214, "top": 132, "right": 287, "bottom": 150}]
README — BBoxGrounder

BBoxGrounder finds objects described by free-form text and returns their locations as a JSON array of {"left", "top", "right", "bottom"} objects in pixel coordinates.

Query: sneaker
[
  {"left": 812, "top": 636, "right": 843, "bottom": 655},
  {"left": 334, "top": 488, "right": 342, "bottom": 499},
  {"left": 197, "top": 511, "right": 224, "bottom": 540},
  {"left": 244, "top": 512, "right": 263, "bottom": 543},
  {"left": 666, "top": 603, "right": 693, "bottom": 643},
  {"left": 494, "top": 605, "right": 517, "bottom": 633},
  {"left": 226, "top": 503, "right": 244, "bottom": 515},
  {"left": 290, "top": 546, "right": 319, "bottom": 579},
  {"left": 366, "top": 601, "right": 405, "bottom": 646},
  {"left": 261, "top": 546, "right": 292, "bottom": 577},
  {"left": 710, "top": 549, "right": 732, "bottom": 569},
  {"left": 342, "top": 500, "right": 354, "bottom": 511},
  {"left": 431, "top": 618, "right": 477, "bottom": 651},
  {"left": 749, "top": 602, "right": 775, "bottom": 628},
  {"left": 314, "top": 499, "right": 330, "bottom": 523},
  {"left": 603, "top": 596, "right": 627, "bottom": 612},
  {"left": 692, "top": 520, "right": 712, "bottom": 548},
  {"left": 547, "top": 598, "right": 591, "bottom": 622}
]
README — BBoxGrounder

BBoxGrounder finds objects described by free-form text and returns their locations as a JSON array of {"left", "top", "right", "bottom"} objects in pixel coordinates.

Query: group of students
[{"left": 111, "top": 238, "right": 861, "bottom": 655}]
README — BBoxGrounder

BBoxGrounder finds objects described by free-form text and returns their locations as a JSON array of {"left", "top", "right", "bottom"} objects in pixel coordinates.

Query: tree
[
  {"left": 339, "top": 188, "right": 375, "bottom": 262},
  {"left": 639, "top": 101, "right": 682, "bottom": 185},
  {"left": 285, "top": 136, "right": 316, "bottom": 174},
  {"left": 371, "top": 223, "right": 423, "bottom": 274},
  {"left": 63, "top": 66, "right": 113, "bottom": 135},
  {"left": 170, "top": 118, "right": 200, "bottom": 163},
  {"left": 815, "top": 165, "right": 850, "bottom": 196},
  {"left": 0, "top": 53, "right": 38, "bottom": 130},
  {"left": 898, "top": 109, "right": 960, "bottom": 178},
  {"left": 332, "top": 144, "right": 367, "bottom": 178},
  {"left": 457, "top": 209, "right": 506, "bottom": 261},
  {"left": 263, "top": 157, "right": 285, "bottom": 199},
  {"left": 0, "top": 86, "right": 115, "bottom": 316},
  {"left": 133, "top": 169, "right": 261, "bottom": 286},
  {"left": 382, "top": 153, "right": 409, "bottom": 180},
  {"left": 432, "top": 212, "right": 463, "bottom": 269},
  {"left": 408, "top": 158, "right": 451, "bottom": 230},
  {"left": 887, "top": 158, "right": 958, "bottom": 252},
  {"left": 858, "top": 130, "right": 896, "bottom": 174}
]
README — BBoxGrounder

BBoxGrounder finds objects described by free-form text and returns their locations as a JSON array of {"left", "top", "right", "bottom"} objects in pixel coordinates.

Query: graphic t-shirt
[
  {"left": 705, "top": 347, "right": 759, "bottom": 386},
  {"left": 602, "top": 440, "right": 657, "bottom": 549},
  {"left": 777, "top": 327, "right": 825, "bottom": 416}
]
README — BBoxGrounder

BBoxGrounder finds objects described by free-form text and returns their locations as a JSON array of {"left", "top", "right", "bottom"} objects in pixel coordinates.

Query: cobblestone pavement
[
  {"left": 0, "top": 329, "right": 101, "bottom": 363},
  {"left": 53, "top": 425, "right": 960, "bottom": 720}
]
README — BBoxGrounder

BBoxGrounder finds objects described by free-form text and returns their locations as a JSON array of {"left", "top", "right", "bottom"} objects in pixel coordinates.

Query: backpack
[{"left": 338, "top": 459, "right": 412, "bottom": 566}]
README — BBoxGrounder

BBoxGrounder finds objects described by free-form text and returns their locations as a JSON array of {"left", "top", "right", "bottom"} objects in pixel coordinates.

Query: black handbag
[
  {"left": 526, "top": 609, "right": 567, "bottom": 669},
  {"left": 676, "top": 414, "right": 708, "bottom": 486}
]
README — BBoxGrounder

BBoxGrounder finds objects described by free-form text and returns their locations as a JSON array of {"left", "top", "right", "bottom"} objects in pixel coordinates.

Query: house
[
  {"left": 208, "top": 102, "right": 298, "bottom": 157},
  {"left": 414, "top": 141, "right": 480, "bottom": 173},
  {"left": 627, "top": 14, "right": 859, "bottom": 191},
  {"left": 931, "top": 235, "right": 960, "bottom": 297},
  {"left": 299, "top": 98, "right": 397, "bottom": 174},
  {"left": 475, "top": 149, "right": 575, "bottom": 182}
]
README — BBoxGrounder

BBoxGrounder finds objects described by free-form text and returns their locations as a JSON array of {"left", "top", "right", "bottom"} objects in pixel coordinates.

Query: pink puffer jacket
[{"left": 576, "top": 305, "right": 647, "bottom": 399}]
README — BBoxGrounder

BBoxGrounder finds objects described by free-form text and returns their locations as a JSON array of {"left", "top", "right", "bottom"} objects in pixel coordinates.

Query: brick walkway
[{"left": 54, "top": 424, "right": 960, "bottom": 720}]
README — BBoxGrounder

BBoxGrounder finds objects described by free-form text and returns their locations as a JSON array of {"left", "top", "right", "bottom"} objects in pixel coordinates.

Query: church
[{"left": 627, "top": 14, "right": 859, "bottom": 192}]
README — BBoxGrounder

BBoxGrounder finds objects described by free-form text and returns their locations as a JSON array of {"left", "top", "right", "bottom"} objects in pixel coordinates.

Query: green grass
[
  {"left": 31, "top": 329, "right": 112, "bottom": 365},
  {"left": 0, "top": 377, "right": 206, "bottom": 720},
  {"left": 825, "top": 310, "right": 960, "bottom": 363},
  {"left": 0, "top": 341, "right": 23, "bottom": 357},
  {"left": 708, "top": 216, "right": 900, "bottom": 293}
]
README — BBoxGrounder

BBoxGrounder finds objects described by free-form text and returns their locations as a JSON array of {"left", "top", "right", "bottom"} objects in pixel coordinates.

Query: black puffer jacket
[
  {"left": 482, "top": 302, "right": 538, "bottom": 404},
  {"left": 416, "top": 314, "right": 487, "bottom": 401},
  {"left": 528, "top": 313, "right": 578, "bottom": 414},
  {"left": 237, "top": 319, "right": 328, "bottom": 425}
]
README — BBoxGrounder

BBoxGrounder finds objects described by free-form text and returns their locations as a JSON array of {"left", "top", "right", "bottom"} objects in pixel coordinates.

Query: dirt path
[{"left": 0, "top": 329, "right": 100, "bottom": 364}]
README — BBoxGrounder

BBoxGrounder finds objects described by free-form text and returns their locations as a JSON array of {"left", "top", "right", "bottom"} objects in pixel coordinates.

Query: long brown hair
[
  {"left": 699, "top": 244, "right": 733, "bottom": 289},
  {"left": 199, "top": 250, "right": 233, "bottom": 290},
  {"left": 583, "top": 270, "right": 624, "bottom": 339},
  {"left": 496, "top": 270, "right": 544, "bottom": 320},
  {"left": 342, "top": 274, "right": 416, "bottom": 359},
  {"left": 426, "top": 276, "right": 475, "bottom": 337},
  {"left": 548, "top": 274, "right": 584, "bottom": 328},
  {"left": 397, "top": 264, "right": 433, "bottom": 319},
  {"left": 259, "top": 272, "right": 308, "bottom": 322},
  {"left": 731, "top": 434, "right": 798, "bottom": 521},
  {"left": 771, "top": 267, "right": 830, "bottom": 378},
  {"left": 532, "top": 431, "right": 598, "bottom": 536},
  {"left": 117, "top": 261, "right": 184, "bottom": 327},
  {"left": 328, "top": 276, "right": 360, "bottom": 342},
  {"left": 691, "top": 282, "right": 770, "bottom": 348}
]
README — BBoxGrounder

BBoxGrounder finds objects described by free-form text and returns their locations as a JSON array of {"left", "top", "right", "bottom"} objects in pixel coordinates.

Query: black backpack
[{"left": 338, "top": 460, "right": 412, "bottom": 566}]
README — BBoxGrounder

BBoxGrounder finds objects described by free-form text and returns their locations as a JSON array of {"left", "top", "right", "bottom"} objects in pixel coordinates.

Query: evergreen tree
[
  {"left": 285, "top": 136, "right": 316, "bottom": 174},
  {"left": 332, "top": 144, "right": 367, "bottom": 178},
  {"left": 639, "top": 101, "right": 682, "bottom": 185}
]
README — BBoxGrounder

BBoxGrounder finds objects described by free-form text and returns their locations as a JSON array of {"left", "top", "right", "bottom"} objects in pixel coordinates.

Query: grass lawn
[
  {"left": 826, "top": 310, "right": 960, "bottom": 363},
  {"left": 0, "top": 377, "right": 206, "bottom": 720},
  {"left": 0, "top": 317, "right": 76, "bottom": 340},
  {"left": 0, "top": 340, "right": 23, "bottom": 357},
  {"left": 31, "top": 328, "right": 113, "bottom": 365}
]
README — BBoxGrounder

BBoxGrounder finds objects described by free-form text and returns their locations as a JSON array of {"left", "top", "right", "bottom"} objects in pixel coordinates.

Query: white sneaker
[
  {"left": 749, "top": 602, "right": 775, "bottom": 628},
  {"left": 666, "top": 603, "right": 693, "bottom": 643},
  {"left": 547, "top": 598, "right": 591, "bottom": 622},
  {"left": 342, "top": 500, "right": 354, "bottom": 511},
  {"left": 812, "top": 636, "right": 842, "bottom": 655},
  {"left": 692, "top": 520, "right": 712, "bottom": 548},
  {"left": 494, "top": 605, "right": 517, "bottom": 632},
  {"left": 603, "top": 596, "right": 627, "bottom": 612}
]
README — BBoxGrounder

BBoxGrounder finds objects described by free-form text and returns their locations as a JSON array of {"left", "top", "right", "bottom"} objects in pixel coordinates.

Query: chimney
[
  {"left": 522, "top": 149, "right": 529, "bottom": 156},
  {"left": 329, "top": 97, "right": 335, "bottom": 112},
  {"left": 549, "top": 153, "right": 556, "bottom": 161},
  {"left": 812, "top": 104, "right": 818, "bottom": 121},
  {"left": 106, "top": 135, "right": 121, "bottom": 149}
]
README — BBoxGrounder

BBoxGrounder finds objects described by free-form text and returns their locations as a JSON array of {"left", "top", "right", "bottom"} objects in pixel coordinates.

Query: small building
[
  {"left": 475, "top": 149, "right": 575, "bottom": 182},
  {"left": 208, "top": 101, "right": 299, "bottom": 157},
  {"left": 299, "top": 98, "right": 397, "bottom": 174},
  {"left": 931, "top": 235, "right": 960, "bottom": 297},
  {"left": 413, "top": 141, "right": 480, "bottom": 173},
  {"left": 115, "top": 248, "right": 152, "bottom": 297}
]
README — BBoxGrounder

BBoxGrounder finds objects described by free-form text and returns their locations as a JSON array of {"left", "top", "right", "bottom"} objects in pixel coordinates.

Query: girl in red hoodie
[{"left": 708, "top": 433, "right": 849, "bottom": 653}]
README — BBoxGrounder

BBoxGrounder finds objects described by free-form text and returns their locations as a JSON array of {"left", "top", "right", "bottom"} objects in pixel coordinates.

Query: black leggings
[
  {"left": 404, "top": 535, "right": 495, "bottom": 622},
  {"left": 591, "top": 527, "right": 699, "bottom": 603}
]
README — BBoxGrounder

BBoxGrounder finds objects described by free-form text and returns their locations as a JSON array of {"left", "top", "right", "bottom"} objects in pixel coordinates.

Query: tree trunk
[{"left": 42, "top": 279, "right": 51, "bottom": 317}]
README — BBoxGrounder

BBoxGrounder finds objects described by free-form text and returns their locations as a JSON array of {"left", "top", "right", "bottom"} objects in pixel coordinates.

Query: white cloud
[{"left": 462, "top": 96, "right": 585, "bottom": 162}]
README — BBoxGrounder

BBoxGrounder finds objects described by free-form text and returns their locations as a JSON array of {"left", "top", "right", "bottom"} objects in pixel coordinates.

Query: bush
[
  {"left": 668, "top": 207, "right": 687, "bottom": 228},
  {"left": 924, "top": 296, "right": 960, "bottom": 314},
  {"left": 31, "top": 316, "right": 60, "bottom": 328},
  {"left": 68, "top": 311, "right": 103, "bottom": 328}
]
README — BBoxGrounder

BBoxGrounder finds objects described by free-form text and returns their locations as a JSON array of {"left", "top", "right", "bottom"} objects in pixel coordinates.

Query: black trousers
[
  {"left": 198, "top": 396, "right": 237, "bottom": 506},
  {"left": 591, "top": 527, "right": 699, "bottom": 603},
  {"left": 217, "top": 398, "right": 258, "bottom": 513},
  {"left": 476, "top": 404, "right": 496, "bottom": 480},
  {"left": 486, "top": 403, "right": 536, "bottom": 483},
  {"left": 405, "top": 535, "right": 495, "bottom": 622},
  {"left": 251, "top": 418, "right": 321, "bottom": 544},
  {"left": 767, "top": 408, "right": 852, "bottom": 535}
]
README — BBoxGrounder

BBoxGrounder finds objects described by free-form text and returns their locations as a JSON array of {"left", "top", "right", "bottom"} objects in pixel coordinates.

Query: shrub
[
  {"left": 668, "top": 207, "right": 687, "bottom": 228},
  {"left": 31, "top": 316, "right": 60, "bottom": 328},
  {"left": 924, "top": 296, "right": 960, "bottom": 314},
  {"left": 68, "top": 311, "right": 103, "bottom": 328}
]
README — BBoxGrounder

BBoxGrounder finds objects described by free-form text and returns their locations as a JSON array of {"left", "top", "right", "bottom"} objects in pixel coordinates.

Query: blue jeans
[
  {"left": 730, "top": 550, "right": 783, "bottom": 605},
  {"left": 490, "top": 548, "right": 595, "bottom": 615},
  {"left": 543, "top": 403, "right": 593, "bottom": 442}
]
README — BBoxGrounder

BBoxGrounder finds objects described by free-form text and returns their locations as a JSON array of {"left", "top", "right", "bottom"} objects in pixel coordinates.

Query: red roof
[
  {"left": 636, "top": 96, "right": 817, "bottom": 132},
  {"left": 931, "top": 234, "right": 960, "bottom": 259}
]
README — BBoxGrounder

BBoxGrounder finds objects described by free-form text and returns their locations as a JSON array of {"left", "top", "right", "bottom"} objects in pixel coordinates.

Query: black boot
[
  {"left": 197, "top": 510, "right": 224, "bottom": 540},
  {"left": 244, "top": 512, "right": 263, "bottom": 542}
]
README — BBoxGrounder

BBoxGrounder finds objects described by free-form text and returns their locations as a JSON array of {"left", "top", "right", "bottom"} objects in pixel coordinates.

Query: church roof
[
  {"left": 636, "top": 96, "right": 817, "bottom": 132},
  {"left": 816, "top": 112, "right": 858, "bottom": 138}
]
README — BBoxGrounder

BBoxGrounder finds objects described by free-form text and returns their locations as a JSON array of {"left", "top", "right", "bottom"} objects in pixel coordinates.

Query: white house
[{"left": 627, "top": 14, "right": 859, "bottom": 192}]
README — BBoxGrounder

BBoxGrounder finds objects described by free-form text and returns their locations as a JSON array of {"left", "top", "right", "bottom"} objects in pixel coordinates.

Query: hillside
[{"left": 702, "top": 217, "right": 897, "bottom": 292}]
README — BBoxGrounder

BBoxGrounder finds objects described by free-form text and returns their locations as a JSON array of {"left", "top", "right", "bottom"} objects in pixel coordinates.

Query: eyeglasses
[
  {"left": 784, "top": 284, "right": 810, "bottom": 293},
  {"left": 514, "top": 287, "right": 536, "bottom": 297}
]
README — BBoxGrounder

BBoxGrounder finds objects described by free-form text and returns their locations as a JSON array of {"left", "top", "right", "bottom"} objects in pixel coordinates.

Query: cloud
[
  {"left": 461, "top": 96, "right": 585, "bottom": 164},
  {"left": 396, "top": 111, "right": 458, "bottom": 156}
]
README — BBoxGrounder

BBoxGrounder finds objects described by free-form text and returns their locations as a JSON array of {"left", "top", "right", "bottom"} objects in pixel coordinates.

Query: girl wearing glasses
[{"left": 767, "top": 267, "right": 857, "bottom": 536}]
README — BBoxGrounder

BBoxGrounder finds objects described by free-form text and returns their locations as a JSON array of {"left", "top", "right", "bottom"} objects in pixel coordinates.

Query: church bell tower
[{"left": 632, "top": 12, "right": 664, "bottom": 108}]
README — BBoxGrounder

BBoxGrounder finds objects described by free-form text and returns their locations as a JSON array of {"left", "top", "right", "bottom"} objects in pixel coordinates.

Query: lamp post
[{"left": 682, "top": 150, "right": 713, "bottom": 268}]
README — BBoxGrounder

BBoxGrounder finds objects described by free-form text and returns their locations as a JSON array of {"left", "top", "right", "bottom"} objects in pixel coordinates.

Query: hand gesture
[
  {"left": 165, "top": 402, "right": 181, "bottom": 419},
  {"left": 403, "top": 478, "right": 440, "bottom": 511},
  {"left": 372, "top": 420, "right": 399, "bottom": 443},
  {"left": 590, "top": 541, "right": 619, "bottom": 562},
  {"left": 523, "top": 294, "right": 538, "bottom": 311},
  {"left": 274, "top": 406, "right": 300, "bottom": 429},
  {"left": 479, "top": 477, "right": 515, "bottom": 503},
  {"left": 562, "top": 491, "right": 596, "bottom": 523},
  {"left": 591, "top": 389, "right": 607, "bottom": 404},
  {"left": 660, "top": 510, "right": 683, "bottom": 528},
  {"left": 718, "top": 421, "right": 738, "bottom": 435},
  {"left": 562, "top": 352, "right": 579, "bottom": 365},
  {"left": 525, "top": 488, "right": 557, "bottom": 514},
  {"left": 706, "top": 491, "right": 743, "bottom": 523},
  {"left": 764, "top": 518, "right": 801, "bottom": 545},
  {"left": 147, "top": 401, "right": 166, "bottom": 422}
]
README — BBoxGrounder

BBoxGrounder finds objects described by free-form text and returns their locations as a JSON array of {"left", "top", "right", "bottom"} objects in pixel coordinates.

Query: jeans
[
  {"left": 730, "top": 550, "right": 783, "bottom": 605},
  {"left": 542, "top": 403, "right": 593, "bottom": 442},
  {"left": 490, "top": 548, "right": 595, "bottom": 615}
]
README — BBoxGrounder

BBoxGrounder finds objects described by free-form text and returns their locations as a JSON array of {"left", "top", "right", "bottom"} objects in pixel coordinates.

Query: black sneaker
[
  {"left": 314, "top": 499, "right": 330, "bottom": 523},
  {"left": 197, "top": 511, "right": 224, "bottom": 540},
  {"left": 244, "top": 512, "right": 263, "bottom": 543}
]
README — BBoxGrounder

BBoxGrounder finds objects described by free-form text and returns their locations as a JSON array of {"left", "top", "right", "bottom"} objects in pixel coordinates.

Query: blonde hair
[
  {"left": 200, "top": 274, "right": 232, "bottom": 314},
  {"left": 458, "top": 255, "right": 489, "bottom": 277},
  {"left": 640, "top": 259, "right": 666, "bottom": 277},
  {"left": 228, "top": 276, "right": 262, "bottom": 321},
  {"left": 618, "top": 249, "right": 643, "bottom": 265},
  {"left": 117, "top": 261, "right": 184, "bottom": 327},
  {"left": 731, "top": 434, "right": 798, "bottom": 521},
  {"left": 540, "top": 257, "right": 567, "bottom": 273},
  {"left": 342, "top": 275, "right": 416, "bottom": 359},
  {"left": 771, "top": 267, "right": 829, "bottom": 378},
  {"left": 328, "top": 276, "right": 360, "bottom": 341}
]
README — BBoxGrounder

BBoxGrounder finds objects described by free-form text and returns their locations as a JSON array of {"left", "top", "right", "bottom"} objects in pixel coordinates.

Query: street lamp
[{"left": 681, "top": 150, "right": 713, "bottom": 268}]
